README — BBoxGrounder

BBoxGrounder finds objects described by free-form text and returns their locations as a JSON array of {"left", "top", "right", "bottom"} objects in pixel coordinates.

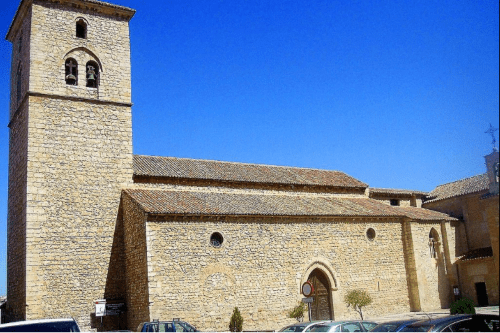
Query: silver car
[
  {"left": 306, "top": 320, "right": 378, "bottom": 332},
  {"left": 279, "top": 321, "right": 331, "bottom": 332}
]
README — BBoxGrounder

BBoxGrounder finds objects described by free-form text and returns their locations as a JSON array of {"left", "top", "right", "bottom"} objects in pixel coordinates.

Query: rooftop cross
[{"left": 485, "top": 123, "right": 499, "bottom": 152}]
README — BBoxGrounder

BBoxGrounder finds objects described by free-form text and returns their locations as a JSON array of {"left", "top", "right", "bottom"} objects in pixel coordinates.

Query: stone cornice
[
  {"left": 8, "top": 90, "right": 132, "bottom": 128},
  {"left": 146, "top": 213, "right": 405, "bottom": 223},
  {"left": 6, "top": 0, "right": 135, "bottom": 42}
]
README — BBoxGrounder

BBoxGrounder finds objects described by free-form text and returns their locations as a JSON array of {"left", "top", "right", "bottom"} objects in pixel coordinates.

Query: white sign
[
  {"left": 95, "top": 300, "right": 106, "bottom": 317},
  {"left": 302, "top": 297, "right": 314, "bottom": 303}
]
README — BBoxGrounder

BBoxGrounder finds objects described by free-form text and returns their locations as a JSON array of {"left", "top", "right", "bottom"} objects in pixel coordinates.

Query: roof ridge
[
  {"left": 370, "top": 187, "right": 427, "bottom": 192},
  {"left": 134, "top": 154, "right": 348, "bottom": 174},
  {"left": 433, "top": 173, "right": 487, "bottom": 189}
]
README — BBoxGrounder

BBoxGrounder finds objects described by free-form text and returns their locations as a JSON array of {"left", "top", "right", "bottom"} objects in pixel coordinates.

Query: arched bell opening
[
  {"left": 86, "top": 60, "right": 99, "bottom": 88},
  {"left": 65, "top": 58, "right": 78, "bottom": 85}
]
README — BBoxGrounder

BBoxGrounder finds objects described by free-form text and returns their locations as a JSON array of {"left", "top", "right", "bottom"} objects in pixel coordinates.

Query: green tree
[
  {"left": 344, "top": 289, "right": 372, "bottom": 320},
  {"left": 288, "top": 302, "right": 306, "bottom": 322},
  {"left": 229, "top": 307, "right": 244, "bottom": 332}
]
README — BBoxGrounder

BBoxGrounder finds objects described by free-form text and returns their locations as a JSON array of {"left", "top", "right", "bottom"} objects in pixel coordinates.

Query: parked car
[
  {"left": 368, "top": 319, "right": 420, "bottom": 332},
  {"left": 137, "top": 319, "right": 198, "bottom": 332},
  {"left": 306, "top": 320, "right": 378, "bottom": 332},
  {"left": 0, "top": 318, "right": 80, "bottom": 332},
  {"left": 278, "top": 321, "right": 332, "bottom": 332},
  {"left": 399, "top": 314, "right": 499, "bottom": 332}
]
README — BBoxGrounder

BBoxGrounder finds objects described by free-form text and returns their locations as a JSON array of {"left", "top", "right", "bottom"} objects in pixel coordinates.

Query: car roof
[
  {"left": 144, "top": 320, "right": 188, "bottom": 323},
  {"left": 315, "top": 320, "right": 365, "bottom": 325},
  {"left": 0, "top": 318, "right": 77, "bottom": 328},
  {"left": 374, "top": 319, "right": 419, "bottom": 325},
  {"left": 407, "top": 314, "right": 472, "bottom": 327},
  {"left": 281, "top": 321, "right": 329, "bottom": 328}
]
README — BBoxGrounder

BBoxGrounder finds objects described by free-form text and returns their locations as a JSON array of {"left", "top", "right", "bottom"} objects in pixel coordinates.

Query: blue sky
[{"left": 0, "top": 0, "right": 498, "bottom": 296}]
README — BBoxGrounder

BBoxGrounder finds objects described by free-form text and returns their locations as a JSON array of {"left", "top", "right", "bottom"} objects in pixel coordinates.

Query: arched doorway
[{"left": 308, "top": 268, "right": 333, "bottom": 320}]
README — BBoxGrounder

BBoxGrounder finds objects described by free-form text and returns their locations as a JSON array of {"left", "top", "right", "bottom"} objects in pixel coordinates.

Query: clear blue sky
[{"left": 0, "top": 0, "right": 498, "bottom": 296}]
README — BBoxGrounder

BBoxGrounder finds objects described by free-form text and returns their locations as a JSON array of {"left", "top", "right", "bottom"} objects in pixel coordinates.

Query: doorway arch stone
[{"left": 301, "top": 260, "right": 338, "bottom": 320}]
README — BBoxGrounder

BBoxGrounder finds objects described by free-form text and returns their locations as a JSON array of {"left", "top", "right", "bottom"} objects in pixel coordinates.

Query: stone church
[{"left": 4, "top": 0, "right": 499, "bottom": 331}]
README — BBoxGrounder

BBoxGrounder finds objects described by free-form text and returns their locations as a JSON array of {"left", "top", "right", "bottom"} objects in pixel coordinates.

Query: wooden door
[{"left": 309, "top": 269, "right": 332, "bottom": 320}]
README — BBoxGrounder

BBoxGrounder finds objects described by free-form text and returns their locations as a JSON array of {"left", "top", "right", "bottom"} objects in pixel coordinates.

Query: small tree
[
  {"left": 344, "top": 289, "right": 372, "bottom": 320},
  {"left": 450, "top": 298, "right": 476, "bottom": 315},
  {"left": 229, "top": 307, "right": 243, "bottom": 332},
  {"left": 288, "top": 302, "right": 306, "bottom": 322}
]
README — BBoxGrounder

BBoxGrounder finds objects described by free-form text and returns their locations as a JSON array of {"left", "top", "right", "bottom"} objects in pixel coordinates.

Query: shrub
[
  {"left": 450, "top": 298, "right": 476, "bottom": 315},
  {"left": 229, "top": 307, "right": 243, "bottom": 332},
  {"left": 344, "top": 289, "right": 372, "bottom": 320},
  {"left": 288, "top": 302, "right": 306, "bottom": 322}
]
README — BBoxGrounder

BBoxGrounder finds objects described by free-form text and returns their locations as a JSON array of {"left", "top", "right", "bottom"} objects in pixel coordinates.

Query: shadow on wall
[
  {"left": 97, "top": 201, "right": 128, "bottom": 332},
  {"left": 437, "top": 255, "right": 452, "bottom": 309}
]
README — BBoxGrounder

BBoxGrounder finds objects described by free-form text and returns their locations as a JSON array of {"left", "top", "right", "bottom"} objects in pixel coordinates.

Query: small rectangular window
[{"left": 390, "top": 199, "right": 400, "bottom": 206}]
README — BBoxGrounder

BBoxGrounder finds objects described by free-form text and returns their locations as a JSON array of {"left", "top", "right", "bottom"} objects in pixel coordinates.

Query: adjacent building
[{"left": 422, "top": 151, "right": 499, "bottom": 308}]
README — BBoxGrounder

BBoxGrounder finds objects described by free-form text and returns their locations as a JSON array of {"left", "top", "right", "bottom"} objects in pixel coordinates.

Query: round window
[
  {"left": 210, "top": 232, "right": 224, "bottom": 247},
  {"left": 366, "top": 228, "right": 376, "bottom": 240}
]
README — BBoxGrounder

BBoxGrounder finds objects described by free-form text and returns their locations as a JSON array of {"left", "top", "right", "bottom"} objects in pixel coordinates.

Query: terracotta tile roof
[
  {"left": 390, "top": 206, "right": 454, "bottom": 220},
  {"left": 133, "top": 155, "right": 368, "bottom": 189},
  {"left": 425, "top": 174, "right": 489, "bottom": 203},
  {"left": 369, "top": 188, "right": 428, "bottom": 197},
  {"left": 123, "top": 189, "right": 455, "bottom": 221},
  {"left": 459, "top": 247, "right": 493, "bottom": 261}
]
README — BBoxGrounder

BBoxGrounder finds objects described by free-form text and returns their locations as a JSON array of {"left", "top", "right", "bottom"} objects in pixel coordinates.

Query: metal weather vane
[{"left": 485, "top": 123, "right": 498, "bottom": 152}]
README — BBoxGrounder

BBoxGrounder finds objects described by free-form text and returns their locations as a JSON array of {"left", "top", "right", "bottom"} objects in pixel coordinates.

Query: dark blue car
[
  {"left": 369, "top": 319, "right": 420, "bottom": 332},
  {"left": 399, "top": 314, "right": 499, "bottom": 332}
]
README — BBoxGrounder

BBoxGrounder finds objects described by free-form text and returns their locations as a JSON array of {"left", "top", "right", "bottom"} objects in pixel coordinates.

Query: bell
[
  {"left": 66, "top": 74, "right": 76, "bottom": 80},
  {"left": 88, "top": 73, "right": 95, "bottom": 81}
]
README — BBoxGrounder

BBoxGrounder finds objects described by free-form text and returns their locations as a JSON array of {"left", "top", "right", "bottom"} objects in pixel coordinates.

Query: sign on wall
[{"left": 95, "top": 300, "right": 106, "bottom": 317}]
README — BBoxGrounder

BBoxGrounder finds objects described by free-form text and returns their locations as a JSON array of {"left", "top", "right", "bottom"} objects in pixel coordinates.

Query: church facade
[{"left": 4, "top": 0, "right": 497, "bottom": 331}]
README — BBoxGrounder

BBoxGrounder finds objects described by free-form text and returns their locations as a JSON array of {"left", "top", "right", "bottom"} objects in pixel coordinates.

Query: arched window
[
  {"left": 16, "top": 64, "right": 22, "bottom": 102},
  {"left": 86, "top": 61, "right": 99, "bottom": 88},
  {"left": 65, "top": 58, "right": 78, "bottom": 85},
  {"left": 429, "top": 228, "right": 439, "bottom": 259},
  {"left": 76, "top": 19, "right": 87, "bottom": 39}
]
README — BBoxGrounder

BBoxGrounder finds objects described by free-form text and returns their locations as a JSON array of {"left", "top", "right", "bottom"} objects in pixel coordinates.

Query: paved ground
[{"left": 366, "top": 306, "right": 499, "bottom": 323}]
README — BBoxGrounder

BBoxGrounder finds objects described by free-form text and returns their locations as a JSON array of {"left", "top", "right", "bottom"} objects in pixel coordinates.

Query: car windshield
[
  {"left": 177, "top": 322, "right": 197, "bottom": 332},
  {"left": 309, "top": 325, "right": 332, "bottom": 332},
  {"left": 360, "top": 322, "right": 378, "bottom": 331},
  {"left": 370, "top": 323, "right": 401, "bottom": 332},
  {"left": 400, "top": 324, "right": 433, "bottom": 332},
  {"left": 0, "top": 321, "right": 80, "bottom": 332},
  {"left": 281, "top": 324, "right": 309, "bottom": 332}
]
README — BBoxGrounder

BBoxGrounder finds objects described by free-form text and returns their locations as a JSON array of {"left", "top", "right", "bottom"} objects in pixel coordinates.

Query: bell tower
[{"left": 6, "top": 0, "right": 135, "bottom": 329}]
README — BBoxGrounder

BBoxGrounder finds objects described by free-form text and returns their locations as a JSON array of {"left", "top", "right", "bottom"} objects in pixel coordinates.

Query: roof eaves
[{"left": 423, "top": 188, "right": 489, "bottom": 204}]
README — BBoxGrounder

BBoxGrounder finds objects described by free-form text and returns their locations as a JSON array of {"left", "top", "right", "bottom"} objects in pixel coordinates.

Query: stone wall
[
  {"left": 5, "top": 0, "right": 134, "bottom": 329},
  {"left": 410, "top": 222, "right": 453, "bottom": 310},
  {"left": 423, "top": 194, "right": 491, "bottom": 254},
  {"left": 122, "top": 193, "right": 150, "bottom": 331},
  {"left": 140, "top": 215, "right": 410, "bottom": 331},
  {"left": 21, "top": 96, "right": 132, "bottom": 329},
  {"left": 29, "top": 0, "right": 132, "bottom": 103},
  {"left": 458, "top": 258, "right": 499, "bottom": 306},
  {"left": 9, "top": 4, "right": 31, "bottom": 118},
  {"left": 6, "top": 100, "right": 29, "bottom": 323},
  {"left": 6, "top": 2, "right": 31, "bottom": 322}
]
